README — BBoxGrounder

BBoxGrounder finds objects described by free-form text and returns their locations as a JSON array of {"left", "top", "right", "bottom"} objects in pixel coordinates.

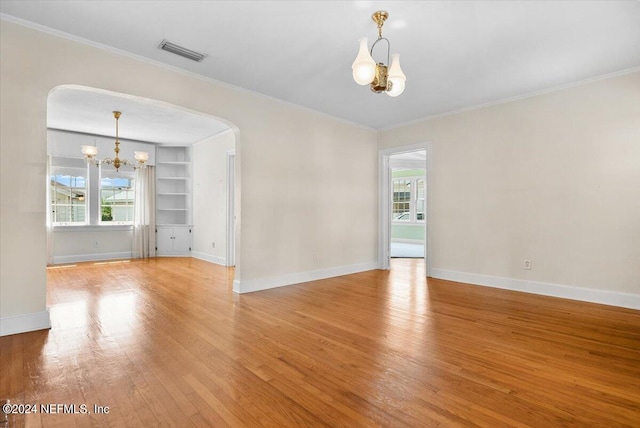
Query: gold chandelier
[
  {"left": 352, "top": 10, "right": 406, "bottom": 97},
  {"left": 81, "top": 111, "right": 149, "bottom": 172}
]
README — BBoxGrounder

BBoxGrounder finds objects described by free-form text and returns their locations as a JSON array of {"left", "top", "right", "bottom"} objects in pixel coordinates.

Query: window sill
[{"left": 53, "top": 225, "right": 133, "bottom": 232}]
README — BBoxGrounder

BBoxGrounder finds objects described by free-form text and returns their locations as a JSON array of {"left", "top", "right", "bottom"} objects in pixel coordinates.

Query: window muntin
[{"left": 100, "top": 167, "right": 135, "bottom": 225}]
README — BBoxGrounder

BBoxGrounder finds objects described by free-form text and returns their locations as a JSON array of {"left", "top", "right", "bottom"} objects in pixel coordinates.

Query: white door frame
[
  {"left": 226, "top": 149, "right": 236, "bottom": 267},
  {"left": 378, "top": 142, "right": 432, "bottom": 276}
]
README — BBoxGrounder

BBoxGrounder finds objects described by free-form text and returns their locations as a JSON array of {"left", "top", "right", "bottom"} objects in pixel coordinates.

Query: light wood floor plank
[{"left": 1, "top": 257, "right": 638, "bottom": 427}]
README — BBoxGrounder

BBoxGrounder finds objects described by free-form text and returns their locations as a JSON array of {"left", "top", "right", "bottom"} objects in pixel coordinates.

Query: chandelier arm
[{"left": 370, "top": 37, "right": 390, "bottom": 67}]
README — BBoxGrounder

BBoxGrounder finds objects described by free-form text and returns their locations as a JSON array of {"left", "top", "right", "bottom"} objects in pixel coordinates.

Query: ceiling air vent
[{"left": 158, "top": 40, "right": 207, "bottom": 62}]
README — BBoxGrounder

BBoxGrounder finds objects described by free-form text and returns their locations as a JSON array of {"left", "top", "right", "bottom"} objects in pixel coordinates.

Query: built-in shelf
[{"left": 156, "top": 146, "right": 192, "bottom": 229}]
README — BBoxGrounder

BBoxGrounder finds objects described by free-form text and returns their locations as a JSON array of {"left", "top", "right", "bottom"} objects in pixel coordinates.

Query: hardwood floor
[{"left": 1, "top": 258, "right": 639, "bottom": 427}]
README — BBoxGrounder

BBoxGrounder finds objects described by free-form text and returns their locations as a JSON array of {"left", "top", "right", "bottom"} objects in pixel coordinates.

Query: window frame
[
  {"left": 47, "top": 156, "right": 138, "bottom": 229},
  {"left": 98, "top": 165, "right": 136, "bottom": 226},
  {"left": 391, "top": 175, "right": 425, "bottom": 225},
  {"left": 49, "top": 163, "right": 89, "bottom": 226},
  {"left": 392, "top": 178, "right": 412, "bottom": 222}
]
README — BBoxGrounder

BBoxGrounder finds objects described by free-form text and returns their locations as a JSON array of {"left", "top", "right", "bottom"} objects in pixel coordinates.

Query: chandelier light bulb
[
  {"left": 386, "top": 53, "right": 406, "bottom": 97},
  {"left": 134, "top": 151, "right": 149, "bottom": 162},
  {"left": 352, "top": 37, "right": 376, "bottom": 85},
  {"left": 81, "top": 145, "right": 98, "bottom": 158}
]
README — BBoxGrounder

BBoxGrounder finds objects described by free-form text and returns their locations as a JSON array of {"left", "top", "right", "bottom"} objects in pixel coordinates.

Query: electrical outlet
[
  {"left": 212, "top": 242, "right": 216, "bottom": 248},
  {"left": 524, "top": 259, "right": 532, "bottom": 270},
  {"left": 313, "top": 252, "right": 319, "bottom": 262},
  {"left": 94, "top": 241, "right": 100, "bottom": 248}
]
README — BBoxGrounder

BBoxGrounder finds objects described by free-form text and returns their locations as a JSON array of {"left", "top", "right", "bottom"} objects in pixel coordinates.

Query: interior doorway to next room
[
  {"left": 389, "top": 151, "right": 426, "bottom": 260},
  {"left": 378, "top": 143, "right": 430, "bottom": 276}
]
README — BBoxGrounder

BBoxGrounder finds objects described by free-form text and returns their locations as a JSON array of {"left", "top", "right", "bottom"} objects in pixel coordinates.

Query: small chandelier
[
  {"left": 81, "top": 111, "right": 149, "bottom": 172},
  {"left": 352, "top": 10, "right": 406, "bottom": 97}
]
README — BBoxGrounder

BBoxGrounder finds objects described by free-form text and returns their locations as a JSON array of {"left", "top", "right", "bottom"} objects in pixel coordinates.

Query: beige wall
[
  {"left": 0, "top": 21, "right": 377, "bottom": 324},
  {"left": 379, "top": 71, "right": 640, "bottom": 295},
  {"left": 192, "top": 130, "right": 235, "bottom": 263}
]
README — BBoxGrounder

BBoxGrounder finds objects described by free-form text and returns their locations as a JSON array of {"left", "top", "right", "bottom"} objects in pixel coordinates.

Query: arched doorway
[{"left": 46, "top": 85, "right": 240, "bottom": 275}]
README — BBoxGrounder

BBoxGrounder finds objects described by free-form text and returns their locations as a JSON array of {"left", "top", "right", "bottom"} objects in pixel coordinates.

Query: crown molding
[
  {"left": 0, "top": 14, "right": 376, "bottom": 133},
  {"left": 380, "top": 66, "right": 640, "bottom": 132}
]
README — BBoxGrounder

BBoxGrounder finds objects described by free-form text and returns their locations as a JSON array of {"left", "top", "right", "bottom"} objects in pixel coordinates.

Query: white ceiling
[
  {"left": 48, "top": 86, "right": 230, "bottom": 145},
  {"left": 2, "top": 1, "right": 639, "bottom": 130}
]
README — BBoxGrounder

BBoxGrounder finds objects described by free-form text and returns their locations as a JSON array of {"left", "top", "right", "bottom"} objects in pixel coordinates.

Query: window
[
  {"left": 47, "top": 156, "right": 138, "bottom": 227},
  {"left": 392, "top": 179, "right": 411, "bottom": 221},
  {"left": 100, "top": 166, "right": 135, "bottom": 224},
  {"left": 392, "top": 176, "right": 425, "bottom": 223},
  {"left": 49, "top": 158, "right": 88, "bottom": 225}
]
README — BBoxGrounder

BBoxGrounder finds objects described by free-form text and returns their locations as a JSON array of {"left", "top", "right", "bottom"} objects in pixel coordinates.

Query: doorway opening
[
  {"left": 390, "top": 151, "right": 426, "bottom": 259},
  {"left": 378, "top": 143, "right": 431, "bottom": 276},
  {"left": 46, "top": 84, "right": 241, "bottom": 277}
]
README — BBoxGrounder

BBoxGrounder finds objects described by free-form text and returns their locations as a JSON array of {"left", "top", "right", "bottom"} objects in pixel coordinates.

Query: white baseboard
[
  {"left": 431, "top": 269, "right": 640, "bottom": 310},
  {"left": 52, "top": 252, "right": 132, "bottom": 264},
  {"left": 192, "top": 251, "right": 227, "bottom": 266},
  {"left": 0, "top": 309, "right": 51, "bottom": 336},
  {"left": 233, "top": 261, "right": 379, "bottom": 294}
]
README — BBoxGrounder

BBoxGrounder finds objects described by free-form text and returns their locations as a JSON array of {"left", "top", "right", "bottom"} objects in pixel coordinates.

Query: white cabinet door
[
  {"left": 156, "top": 226, "right": 192, "bottom": 256},
  {"left": 156, "top": 227, "right": 174, "bottom": 255},
  {"left": 172, "top": 227, "right": 192, "bottom": 253}
]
